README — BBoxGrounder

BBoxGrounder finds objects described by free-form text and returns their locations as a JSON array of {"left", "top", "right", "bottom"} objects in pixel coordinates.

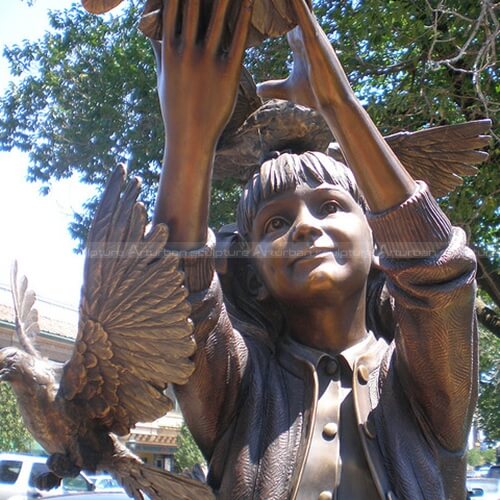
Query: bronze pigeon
[
  {"left": 213, "top": 96, "right": 491, "bottom": 198},
  {"left": 0, "top": 166, "right": 214, "bottom": 500},
  {"left": 82, "top": 0, "right": 312, "bottom": 46}
]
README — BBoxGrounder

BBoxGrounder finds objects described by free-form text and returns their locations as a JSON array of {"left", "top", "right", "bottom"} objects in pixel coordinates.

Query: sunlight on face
[{"left": 251, "top": 183, "right": 373, "bottom": 307}]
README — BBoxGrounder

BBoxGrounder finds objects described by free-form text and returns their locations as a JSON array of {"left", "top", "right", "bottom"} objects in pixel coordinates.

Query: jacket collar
[{"left": 282, "top": 331, "right": 379, "bottom": 376}]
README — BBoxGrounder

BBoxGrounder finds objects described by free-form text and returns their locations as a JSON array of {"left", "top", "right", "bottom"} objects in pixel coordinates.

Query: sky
[{"left": 0, "top": 0, "right": 97, "bottom": 309}]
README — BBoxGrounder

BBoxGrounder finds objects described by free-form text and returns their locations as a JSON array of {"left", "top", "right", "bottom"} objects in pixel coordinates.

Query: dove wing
[
  {"left": 81, "top": 0, "right": 123, "bottom": 15},
  {"left": 329, "top": 119, "right": 491, "bottom": 197},
  {"left": 59, "top": 165, "right": 195, "bottom": 436},
  {"left": 10, "top": 261, "right": 41, "bottom": 358},
  {"left": 384, "top": 119, "right": 491, "bottom": 197}
]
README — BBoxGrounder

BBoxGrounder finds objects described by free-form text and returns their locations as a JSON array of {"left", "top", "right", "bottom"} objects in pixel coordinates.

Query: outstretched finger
[
  {"left": 228, "top": 0, "right": 254, "bottom": 64},
  {"left": 183, "top": 0, "right": 200, "bottom": 46},
  {"left": 290, "top": 0, "right": 318, "bottom": 42},
  {"left": 163, "top": 0, "right": 179, "bottom": 46},
  {"left": 206, "top": 0, "right": 231, "bottom": 55}
]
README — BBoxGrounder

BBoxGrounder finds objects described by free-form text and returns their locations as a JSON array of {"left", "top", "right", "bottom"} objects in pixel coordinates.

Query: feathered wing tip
[
  {"left": 81, "top": 0, "right": 123, "bottom": 15},
  {"left": 115, "top": 461, "right": 215, "bottom": 500},
  {"left": 10, "top": 261, "right": 41, "bottom": 358},
  {"left": 328, "top": 119, "right": 492, "bottom": 197},
  {"left": 384, "top": 119, "right": 491, "bottom": 197}
]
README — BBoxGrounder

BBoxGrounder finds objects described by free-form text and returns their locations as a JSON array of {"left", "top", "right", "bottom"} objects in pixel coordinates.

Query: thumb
[{"left": 257, "top": 79, "right": 290, "bottom": 101}]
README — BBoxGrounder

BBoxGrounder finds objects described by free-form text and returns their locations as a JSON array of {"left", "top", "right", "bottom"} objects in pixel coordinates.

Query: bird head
[{"left": 0, "top": 347, "right": 32, "bottom": 383}]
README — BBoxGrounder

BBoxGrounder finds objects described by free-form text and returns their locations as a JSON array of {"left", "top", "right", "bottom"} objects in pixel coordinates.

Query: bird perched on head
[{"left": 0, "top": 166, "right": 214, "bottom": 500}]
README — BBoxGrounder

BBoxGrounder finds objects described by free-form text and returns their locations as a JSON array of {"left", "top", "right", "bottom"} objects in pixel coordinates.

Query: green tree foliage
[
  {"left": 0, "top": 1, "right": 239, "bottom": 250},
  {"left": 1, "top": 1, "right": 497, "bottom": 251},
  {"left": 0, "top": 0, "right": 498, "bottom": 434},
  {"left": 477, "top": 327, "right": 500, "bottom": 442},
  {"left": 467, "top": 447, "right": 496, "bottom": 468},
  {"left": 173, "top": 424, "right": 205, "bottom": 473},
  {"left": 0, "top": 384, "right": 34, "bottom": 452}
]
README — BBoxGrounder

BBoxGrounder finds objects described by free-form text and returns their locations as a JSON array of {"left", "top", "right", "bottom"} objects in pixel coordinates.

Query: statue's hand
[
  {"left": 257, "top": 0, "right": 350, "bottom": 113},
  {"left": 152, "top": 0, "right": 254, "bottom": 152}
]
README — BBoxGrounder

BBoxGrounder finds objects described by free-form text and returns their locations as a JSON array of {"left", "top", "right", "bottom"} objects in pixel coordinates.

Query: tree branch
[
  {"left": 476, "top": 297, "right": 500, "bottom": 339},
  {"left": 473, "top": 245, "right": 500, "bottom": 309}
]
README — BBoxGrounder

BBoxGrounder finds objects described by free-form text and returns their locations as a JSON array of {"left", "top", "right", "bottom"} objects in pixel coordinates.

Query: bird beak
[
  {"left": 0, "top": 351, "right": 7, "bottom": 381},
  {"left": 0, "top": 347, "right": 16, "bottom": 381}
]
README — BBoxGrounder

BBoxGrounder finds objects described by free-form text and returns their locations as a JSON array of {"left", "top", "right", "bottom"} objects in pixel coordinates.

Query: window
[
  {"left": 28, "top": 462, "right": 49, "bottom": 487},
  {"left": 62, "top": 475, "right": 92, "bottom": 492},
  {"left": 0, "top": 460, "right": 22, "bottom": 484},
  {"left": 164, "top": 456, "right": 173, "bottom": 472}
]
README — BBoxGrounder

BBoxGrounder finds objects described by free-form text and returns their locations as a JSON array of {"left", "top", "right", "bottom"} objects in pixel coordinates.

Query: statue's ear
[
  {"left": 246, "top": 265, "right": 271, "bottom": 303},
  {"left": 215, "top": 224, "right": 272, "bottom": 302}
]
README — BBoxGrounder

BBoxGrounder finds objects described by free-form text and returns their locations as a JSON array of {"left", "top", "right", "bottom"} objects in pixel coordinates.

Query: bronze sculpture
[
  {"left": 82, "top": 0, "right": 311, "bottom": 46},
  {"left": 148, "top": 0, "right": 484, "bottom": 498},
  {"left": 1, "top": 0, "right": 491, "bottom": 498},
  {"left": 0, "top": 168, "right": 214, "bottom": 499}
]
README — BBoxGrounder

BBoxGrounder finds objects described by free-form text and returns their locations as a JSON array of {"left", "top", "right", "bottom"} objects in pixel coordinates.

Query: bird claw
[
  {"left": 47, "top": 453, "right": 81, "bottom": 479},
  {"left": 34, "top": 471, "right": 62, "bottom": 491}
]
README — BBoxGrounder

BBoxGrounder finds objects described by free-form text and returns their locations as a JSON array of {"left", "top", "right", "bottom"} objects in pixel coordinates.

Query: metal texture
[
  {"left": 213, "top": 91, "right": 491, "bottom": 197},
  {"left": 0, "top": 166, "right": 214, "bottom": 500},
  {"left": 328, "top": 119, "right": 491, "bottom": 197},
  {"left": 82, "top": 0, "right": 312, "bottom": 45}
]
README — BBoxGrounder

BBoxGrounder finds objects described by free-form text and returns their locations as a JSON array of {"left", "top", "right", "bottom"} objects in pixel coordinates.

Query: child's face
[{"left": 250, "top": 182, "right": 373, "bottom": 307}]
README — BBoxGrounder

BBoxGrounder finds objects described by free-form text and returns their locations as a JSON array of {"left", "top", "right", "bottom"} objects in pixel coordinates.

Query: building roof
[{"left": 0, "top": 284, "right": 77, "bottom": 340}]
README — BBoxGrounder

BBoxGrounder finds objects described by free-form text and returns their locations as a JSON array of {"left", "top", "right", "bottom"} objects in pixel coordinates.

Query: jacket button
[
  {"left": 357, "top": 365, "right": 369, "bottom": 385},
  {"left": 325, "top": 359, "right": 339, "bottom": 376},
  {"left": 322, "top": 422, "right": 338, "bottom": 440},
  {"left": 318, "top": 491, "right": 333, "bottom": 500}
]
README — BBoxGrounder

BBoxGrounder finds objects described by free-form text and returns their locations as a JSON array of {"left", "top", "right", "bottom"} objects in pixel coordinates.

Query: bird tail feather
[{"left": 117, "top": 462, "right": 215, "bottom": 500}]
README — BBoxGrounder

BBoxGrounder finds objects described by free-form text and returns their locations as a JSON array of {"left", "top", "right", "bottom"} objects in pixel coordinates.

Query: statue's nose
[{"left": 291, "top": 208, "right": 322, "bottom": 243}]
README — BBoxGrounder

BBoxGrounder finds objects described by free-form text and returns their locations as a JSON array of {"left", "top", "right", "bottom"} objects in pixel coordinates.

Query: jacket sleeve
[
  {"left": 174, "top": 230, "right": 250, "bottom": 459},
  {"left": 368, "top": 182, "right": 478, "bottom": 452}
]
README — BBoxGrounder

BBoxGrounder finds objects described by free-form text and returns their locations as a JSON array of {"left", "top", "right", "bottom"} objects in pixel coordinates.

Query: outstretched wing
[
  {"left": 328, "top": 119, "right": 492, "bottom": 197},
  {"left": 10, "top": 261, "right": 41, "bottom": 358},
  {"left": 59, "top": 165, "right": 195, "bottom": 436},
  {"left": 81, "top": 0, "right": 123, "bottom": 14}
]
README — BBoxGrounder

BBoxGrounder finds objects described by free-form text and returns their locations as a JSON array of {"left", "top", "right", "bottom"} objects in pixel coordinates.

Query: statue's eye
[
  {"left": 264, "top": 217, "right": 288, "bottom": 234},
  {"left": 320, "top": 201, "right": 340, "bottom": 215}
]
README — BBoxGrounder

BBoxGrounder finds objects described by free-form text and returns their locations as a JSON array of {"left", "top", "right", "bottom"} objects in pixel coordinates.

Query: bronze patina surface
[
  {"left": 1, "top": 169, "right": 213, "bottom": 499},
  {"left": 149, "top": 0, "right": 483, "bottom": 498},
  {"left": 1, "top": 0, "right": 489, "bottom": 498}
]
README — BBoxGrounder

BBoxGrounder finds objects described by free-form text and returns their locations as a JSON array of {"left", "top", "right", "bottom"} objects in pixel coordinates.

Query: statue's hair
[{"left": 236, "top": 151, "right": 366, "bottom": 240}]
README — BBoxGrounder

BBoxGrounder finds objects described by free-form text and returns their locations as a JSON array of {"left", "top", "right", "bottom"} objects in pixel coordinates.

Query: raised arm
[
  {"left": 152, "top": 0, "right": 253, "bottom": 249},
  {"left": 257, "top": 0, "right": 416, "bottom": 212},
  {"left": 257, "top": 0, "right": 478, "bottom": 453}
]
